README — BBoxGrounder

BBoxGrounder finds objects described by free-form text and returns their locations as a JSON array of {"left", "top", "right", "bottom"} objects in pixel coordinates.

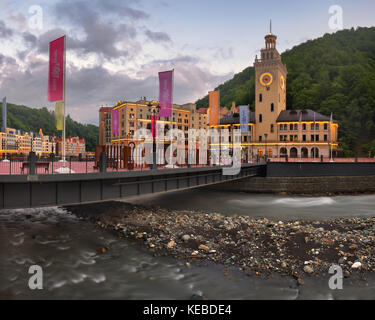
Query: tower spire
[{"left": 270, "top": 19, "right": 272, "bottom": 35}]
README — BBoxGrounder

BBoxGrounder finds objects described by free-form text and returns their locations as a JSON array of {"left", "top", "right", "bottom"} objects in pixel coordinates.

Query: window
[
  {"left": 324, "top": 123, "right": 328, "bottom": 130},
  {"left": 283, "top": 124, "right": 287, "bottom": 130},
  {"left": 311, "top": 135, "right": 315, "bottom": 141},
  {"left": 271, "top": 103, "right": 274, "bottom": 112},
  {"left": 303, "top": 123, "right": 306, "bottom": 130},
  {"left": 280, "top": 125, "right": 283, "bottom": 131},
  {"left": 294, "top": 124, "right": 298, "bottom": 130},
  {"left": 316, "top": 135, "right": 319, "bottom": 142},
  {"left": 244, "top": 136, "right": 248, "bottom": 142},
  {"left": 259, "top": 136, "right": 262, "bottom": 142},
  {"left": 289, "top": 124, "right": 293, "bottom": 131},
  {"left": 324, "top": 134, "right": 328, "bottom": 142},
  {"left": 259, "top": 114, "right": 262, "bottom": 123},
  {"left": 280, "top": 135, "right": 283, "bottom": 141},
  {"left": 259, "top": 94, "right": 262, "bottom": 102},
  {"left": 270, "top": 124, "right": 274, "bottom": 133},
  {"left": 290, "top": 135, "right": 294, "bottom": 141},
  {"left": 303, "top": 135, "right": 306, "bottom": 142},
  {"left": 316, "top": 123, "right": 319, "bottom": 130},
  {"left": 311, "top": 124, "right": 314, "bottom": 130}
]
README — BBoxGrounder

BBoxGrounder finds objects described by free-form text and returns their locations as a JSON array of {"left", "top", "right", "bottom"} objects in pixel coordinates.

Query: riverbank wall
[{"left": 210, "top": 162, "right": 375, "bottom": 195}]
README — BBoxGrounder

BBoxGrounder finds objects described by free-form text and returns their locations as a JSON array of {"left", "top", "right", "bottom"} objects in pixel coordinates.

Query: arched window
[
  {"left": 301, "top": 147, "right": 308, "bottom": 158},
  {"left": 280, "top": 147, "right": 287, "bottom": 157},
  {"left": 311, "top": 147, "right": 319, "bottom": 158},
  {"left": 259, "top": 94, "right": 262, "bottom": 102},
  {"left": 290, "top": 148, "right": 298, "bottom": 158},
  {"left": 259, "top": 114, "right": 263, "bottom": 123},
  {"left": 271, "top": 103, "right": 274, "bottom": 112}
]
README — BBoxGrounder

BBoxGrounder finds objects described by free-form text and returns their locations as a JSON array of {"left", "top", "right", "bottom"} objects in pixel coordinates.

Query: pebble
[
  {"left": 303, "top": 265, "right": 314, "bottom": 274},
  {"left": 167, "top": 240, "right": 175, "bottom": 249},
  {"left": 181, "top": 235, "right": 191, "bottom": 242},
  {"left": 351, "top": 262, "right": 362, "bottom": 269},
  {"left": 198, "top": 244, "right": 210, "bottom": 251}
]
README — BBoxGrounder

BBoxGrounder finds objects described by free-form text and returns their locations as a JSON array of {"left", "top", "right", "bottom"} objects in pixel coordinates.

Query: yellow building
[
  {"left": 99, "top": 99, "right": 209, "bottom": 148},
  {"left": 99, "top": 27, "right": 338, "bottom": 160},
  {"left": 215, "top": 27, "right": 339, "bottom": 159}
]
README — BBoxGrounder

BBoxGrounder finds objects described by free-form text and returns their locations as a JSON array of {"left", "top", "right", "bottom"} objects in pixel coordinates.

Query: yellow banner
[
  {"left": 208, "top": 90, "right": 219, "bottom": 126},
  {"left": 55, "top": 101, "right": 63, "bottom": 130}
]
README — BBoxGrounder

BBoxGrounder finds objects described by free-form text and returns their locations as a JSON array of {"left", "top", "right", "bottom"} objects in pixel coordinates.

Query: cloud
[
  {"left": 145, "top": 29, "right": 172, "bottom": 43},
  {"left": 0, "top": 50, "right": 232, "bottom": 124},
  {"left": 0, "top": 21, "right": 13, "bottom": 38},
  {"left": 51, "top": 0, "right": 140, "bottom": 59},
  {"left": 0, "top": 1, "right": 234, "bottom": 124},
  {"left": 96, "top": 0, "right": 149, "bottom": 20}
]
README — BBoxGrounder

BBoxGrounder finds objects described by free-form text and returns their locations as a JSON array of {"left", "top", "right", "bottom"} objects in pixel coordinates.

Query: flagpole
[
  {"left": 330, "top": 113, "right": 334, "bottom": 162},
  {"left": 299, "top": 111, "right": 302, "bottom": 162},
  {"left": 313, "top": 111, "right": 316, "bottom": 162},
  {"left": 62, "top": 35, "right": 66, "bottom": 167}
]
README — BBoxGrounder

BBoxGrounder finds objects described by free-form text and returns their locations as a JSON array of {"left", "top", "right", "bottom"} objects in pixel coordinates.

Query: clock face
[
  {"left": 280, "top": 75, "right": 285, "bottom": 90},
  {"left": 260, "top": 73, "right": 273, "bottom": 87}
]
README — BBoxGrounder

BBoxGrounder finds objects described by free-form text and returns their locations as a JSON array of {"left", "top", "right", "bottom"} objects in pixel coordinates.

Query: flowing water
[{"left": 1, "top": 190, "right": 375, "bottom": 299}]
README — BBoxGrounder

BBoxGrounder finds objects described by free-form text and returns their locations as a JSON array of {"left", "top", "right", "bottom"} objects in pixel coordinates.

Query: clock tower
[{"left": 254, "top": 22, "right": 287, "bottom": 150}]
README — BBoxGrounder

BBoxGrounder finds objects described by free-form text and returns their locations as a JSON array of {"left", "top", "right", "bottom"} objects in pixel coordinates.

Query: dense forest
[
  {"left": 196, "top": 27, "right": 375, "bottom": 156},
  {"left": 0, "top": 103, "right": 98, "bottom": 151}
]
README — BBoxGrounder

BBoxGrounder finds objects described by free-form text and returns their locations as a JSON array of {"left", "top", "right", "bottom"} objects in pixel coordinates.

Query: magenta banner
[
  {"left": 158, "top": 70, "right": 173, "bottom": 117},
  {"left": 48, "top": 36, "right": 65, "bottom": 102},
  {"left": 112, "top": 109, "right": 119, "bottom": 135}
]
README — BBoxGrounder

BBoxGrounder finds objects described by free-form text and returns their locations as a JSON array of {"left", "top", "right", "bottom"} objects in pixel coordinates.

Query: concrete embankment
[
  {"left": 210, "top": 175, "right": 375, "bottom": 195},
  {"left": 211, "top": 162, "right": 375, "bottom": 195}
]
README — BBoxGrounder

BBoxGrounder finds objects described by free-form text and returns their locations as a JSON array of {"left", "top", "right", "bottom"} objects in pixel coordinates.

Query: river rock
[
  {"left": 303, "top": 265, "right": 314, "bottom": 274},
  {"left": 181, "top": 235, "right": 190, "bottom": 242},
  {"left": 198, "top": 244, "right": 209, "bottom": 251},
  {"left": 167, "top": 240, "right": 175, "bottom": 249},
  {"left": 351, "top": 262, "right": 362, "bottom": 269}
]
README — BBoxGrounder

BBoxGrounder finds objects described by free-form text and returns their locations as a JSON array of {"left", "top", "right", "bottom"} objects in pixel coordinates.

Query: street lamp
[{"left": 264, "top": 133, "right": 268, "bottom": 161}]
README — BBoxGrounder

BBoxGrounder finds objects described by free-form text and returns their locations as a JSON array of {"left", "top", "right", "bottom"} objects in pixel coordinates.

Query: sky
[{"left": 0, "top": 0, "right": 374, "bottom": 125}]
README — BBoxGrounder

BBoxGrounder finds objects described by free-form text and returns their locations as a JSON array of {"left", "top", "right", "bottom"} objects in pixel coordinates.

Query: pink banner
[
  {"left": 158, "top": 70, "right": 173, "bottom": 117},
  {"left": 48, "top": 36, "right": 65, "bottom": 102},
  {"left": 112, "top": 109, "right": 119, "bottom": 135}
]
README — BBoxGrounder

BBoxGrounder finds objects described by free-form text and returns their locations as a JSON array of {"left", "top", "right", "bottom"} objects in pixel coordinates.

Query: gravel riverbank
[{"left": 65, "top": 201, "right": 375, "bottom": 283}]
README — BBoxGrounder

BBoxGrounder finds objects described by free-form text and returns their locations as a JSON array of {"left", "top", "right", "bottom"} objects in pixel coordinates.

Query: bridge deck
[{"left": 0, "top": 163, "right": 266, "bottom": 209}]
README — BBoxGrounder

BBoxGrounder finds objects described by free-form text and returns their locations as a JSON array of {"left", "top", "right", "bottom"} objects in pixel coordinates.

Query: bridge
[{"left": 0, "top": 163, "right": 266, "bottom": 209}]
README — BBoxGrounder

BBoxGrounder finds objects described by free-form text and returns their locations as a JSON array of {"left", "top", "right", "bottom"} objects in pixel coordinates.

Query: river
[{"left": 1, "top": 189, "right": 375, "bottom": 299}]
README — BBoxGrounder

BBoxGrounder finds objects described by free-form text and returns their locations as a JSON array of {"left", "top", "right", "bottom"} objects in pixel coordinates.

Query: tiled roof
[
  {"left": 220, "top": 112, "right": 255, "bottom": 125},
  {"left": 276, "top": 109, "right": 338, "bottom": 123}
]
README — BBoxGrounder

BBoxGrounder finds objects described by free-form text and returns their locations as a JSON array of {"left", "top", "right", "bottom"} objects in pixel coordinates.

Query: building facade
[
  {"left": 99, "top": 99, "right": 209, "bottom": 148},
  {"left": 99, "top": 28, "right": 338, "bottom": 160},
  {"left": 215, "top": 28, "right": 339, "bottom": 159},
  {"left": 0, "top": 128, "right": 57, "bottom": 157},
  {"left": 53, "top": 136, "right": 86, "bottom": 157}
]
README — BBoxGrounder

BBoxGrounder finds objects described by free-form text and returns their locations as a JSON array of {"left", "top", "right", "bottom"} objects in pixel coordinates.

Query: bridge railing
[{"left": 0, "top": 152, "right": 265, "bottom": 175}]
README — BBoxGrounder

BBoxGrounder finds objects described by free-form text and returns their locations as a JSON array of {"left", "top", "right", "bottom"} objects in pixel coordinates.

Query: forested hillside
[
  {"left": 0, "top": 103, "right": 98, "bottom": 151},
  {"left": 196, "top": 27, "right": 375, "bottom": 156}
]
